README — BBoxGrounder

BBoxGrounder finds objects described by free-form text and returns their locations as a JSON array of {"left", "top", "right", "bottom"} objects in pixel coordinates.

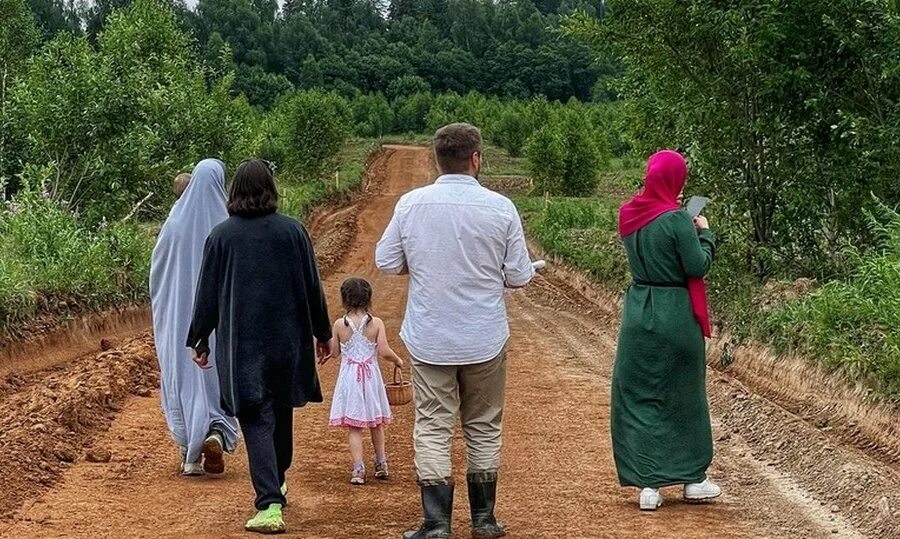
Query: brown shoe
[{"left": 201, "top": 432, "right": 225, "bottom": 474}]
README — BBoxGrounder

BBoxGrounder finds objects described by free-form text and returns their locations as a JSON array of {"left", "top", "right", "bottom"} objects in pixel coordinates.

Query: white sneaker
[
  {"left": 181, "top": 461, "right": 203, "bottom": 476},
  {"left": 639, "top": 488, "right": 662, "bottom": 511},
  {"left": 684, "top": 478, "right": 722, "bottom": 501}
]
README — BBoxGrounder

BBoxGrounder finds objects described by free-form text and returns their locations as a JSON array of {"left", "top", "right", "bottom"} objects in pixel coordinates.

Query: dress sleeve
[
  {"left": 673, "top": 211, "right": 715, "bottom": 278},
  {"left": 298, "top": 223, "right": 332, "bottom": 343},
  {"left": 186, "top": 234, "right": 221, "bottom": 352}
]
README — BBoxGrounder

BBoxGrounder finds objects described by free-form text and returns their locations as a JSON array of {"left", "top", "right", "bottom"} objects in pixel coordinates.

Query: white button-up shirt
[{"left": 375, "top": 174, "right": 534, "bottom": 365}]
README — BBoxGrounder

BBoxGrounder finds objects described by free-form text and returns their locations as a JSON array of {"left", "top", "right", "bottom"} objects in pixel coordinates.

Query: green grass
[
  {"left": 482, "top": 146, "right": 530, "bottom": 177},
  {"left": 0, "top": 191, "right": 154, "bottom": 332},
  {"left": 0, "top": 138, "right": 379, "bottom": 336},
  {"left": 516, "top": 195, "right": 630, "bottom": 290},
  {"left": 758, "top": 209, "right": 900, "bottom": 399},
  {"left": 380, "top": 133, "right": 432, "bottom": 145},
  {"left": 280, "top": 138, "right": 378, "bottom": 219}
]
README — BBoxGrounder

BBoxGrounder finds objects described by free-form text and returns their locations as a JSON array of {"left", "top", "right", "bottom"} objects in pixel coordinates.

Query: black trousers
[{"left": 237, "top": 398, "right": 294, "bottom": 509}]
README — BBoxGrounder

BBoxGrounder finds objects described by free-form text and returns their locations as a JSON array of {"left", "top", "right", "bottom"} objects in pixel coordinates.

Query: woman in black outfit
[{"left": 188, "top": 159, "right": 332, "bottom": 534}]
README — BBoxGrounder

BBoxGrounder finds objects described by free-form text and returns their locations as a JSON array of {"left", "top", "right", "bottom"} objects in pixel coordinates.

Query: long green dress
[{"left": 611, "top": 209, "right": 715, "bottom": 488}]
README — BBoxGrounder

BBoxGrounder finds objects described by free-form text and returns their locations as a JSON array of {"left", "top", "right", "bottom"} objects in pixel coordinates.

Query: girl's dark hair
[
  {"left": 228, "top": 159, "right": 279, "bottom": 217},
  {"left": 341, "top": 278, "right": 372, "bottom": 312}
]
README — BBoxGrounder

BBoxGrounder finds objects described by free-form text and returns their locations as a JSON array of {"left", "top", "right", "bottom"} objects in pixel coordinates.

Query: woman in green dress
[{"left": 612, "top": 150, "right": 720, "bottom": 511}]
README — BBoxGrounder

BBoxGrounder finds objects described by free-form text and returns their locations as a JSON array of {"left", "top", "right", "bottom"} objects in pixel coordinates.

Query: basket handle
[{"left": 393, "top": 366, "right": 404, "bottom": 384}]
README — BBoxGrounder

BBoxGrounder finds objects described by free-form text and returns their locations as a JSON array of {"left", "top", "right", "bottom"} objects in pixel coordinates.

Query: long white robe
[{"left": 150, "top": 159, "right": 238, "bottom": 464}]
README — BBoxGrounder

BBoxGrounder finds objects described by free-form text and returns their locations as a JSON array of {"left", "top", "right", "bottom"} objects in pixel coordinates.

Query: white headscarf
[{"left": 150, "top": 159, "right": 238, "bottom": 462}]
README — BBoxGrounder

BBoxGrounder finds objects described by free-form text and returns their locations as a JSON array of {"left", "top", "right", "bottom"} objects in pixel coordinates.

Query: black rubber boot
[
  {"left": 402, "top": 483, "right": 454, "bottom": 539},
  {"left": 467, "top": 473, "right": 506, "bottom": 539}
]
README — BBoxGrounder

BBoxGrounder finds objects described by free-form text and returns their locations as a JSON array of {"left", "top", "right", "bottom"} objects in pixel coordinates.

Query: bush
[
  {"left": 557, "top": 109, "right": 603, "bottom": 196},
  {"left": 493, "top": 106, "right": 531, "bottom": 157},
  {"left": 527, "top": 108, "right": 603, "bottom": 196},
  {"left": 4, "top": 0, "right": 252, "bottom": 222},
  {"left": 586, "top": 101, "right": 633, "bottom": 158},
  {"left": 762, "top": 205, "right": 900, "bottom": 398},
  {"left": 386, "top": 75, "right": 431, "bottom": 101},
  {"left": 233, "top": 64, "right": 294, "bottom": 109},
  {"left": 0, "top": 174, "right": 153, "bottom": 328},
  {"left": 526, "top": 126, "right": 566, "bottom": 194},
  {"left": 0, "top": 0, "right": 39, "bottom": 182},
  {"left": 393, "top": 92, "right": 433, "bottom": 133},
  {"left": 0, "top": 252, "right": 36, "bottom": 328},
  {"left": 352, "top": 93, "right": 394, "bottom": 138},
  {"left": 275, "top": 90, "right": 350, "bottom": 175},
  {"left": 425, "top": 92, "right": 463, "bottom": 132}
]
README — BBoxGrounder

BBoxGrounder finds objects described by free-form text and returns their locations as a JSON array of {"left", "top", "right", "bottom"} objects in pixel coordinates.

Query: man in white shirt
[{"left": 376, "top": 123, "right": 534, "bottom": 539}]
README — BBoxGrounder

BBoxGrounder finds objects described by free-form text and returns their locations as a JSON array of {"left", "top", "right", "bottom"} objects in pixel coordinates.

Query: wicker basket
[{"left": 385, "top": 366, "right": 412, "bottom": 406}]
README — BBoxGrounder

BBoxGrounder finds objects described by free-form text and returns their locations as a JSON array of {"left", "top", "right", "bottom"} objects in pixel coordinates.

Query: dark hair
[
  {"left": 433, "top": 123, "right": 482, "bottom": 174},
  {"left": 228, "top": 159, "right": 279, "bottom": 217},
  {"left": 341, "top": 278, "right": 372, "bottom": 312}
]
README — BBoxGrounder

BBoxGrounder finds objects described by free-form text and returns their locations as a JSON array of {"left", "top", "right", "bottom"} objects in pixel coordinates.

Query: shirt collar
[{"left": 435, "top": 174, "right": 480, "bottom": 186}]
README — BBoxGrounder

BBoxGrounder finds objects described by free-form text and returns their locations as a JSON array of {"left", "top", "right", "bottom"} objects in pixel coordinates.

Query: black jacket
[{"left": 187, "top": 212, "right": 331, "bottom": 415}]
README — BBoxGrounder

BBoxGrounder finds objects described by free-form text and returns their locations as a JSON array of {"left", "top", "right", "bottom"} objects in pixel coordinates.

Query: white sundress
[{"left": 329, "top": 315, "right": 393, "bottom": 428}]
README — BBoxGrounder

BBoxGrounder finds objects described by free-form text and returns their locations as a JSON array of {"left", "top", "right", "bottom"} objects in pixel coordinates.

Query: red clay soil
[{"left": 0, "top": 146, "right": 897, "bottom": 538}]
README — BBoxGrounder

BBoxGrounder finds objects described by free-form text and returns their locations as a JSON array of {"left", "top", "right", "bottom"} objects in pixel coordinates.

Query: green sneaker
[{"left": 244, "top": 504, "right": 285, "bottom": 535}]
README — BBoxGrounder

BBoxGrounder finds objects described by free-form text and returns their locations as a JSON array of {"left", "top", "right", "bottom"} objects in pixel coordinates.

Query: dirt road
[{"left": 1, "top": 146, "right": 898, "bottom": 538}]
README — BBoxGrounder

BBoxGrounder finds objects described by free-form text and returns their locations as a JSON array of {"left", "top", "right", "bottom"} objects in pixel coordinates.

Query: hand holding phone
[{"left": 686, "top": 196, "right": 709, "bottom": 218}]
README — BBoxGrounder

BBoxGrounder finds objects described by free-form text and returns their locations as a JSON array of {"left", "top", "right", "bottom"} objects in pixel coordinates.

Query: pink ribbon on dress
[{"left": 347, "top": 358, "right": 373, "bottom": 383}]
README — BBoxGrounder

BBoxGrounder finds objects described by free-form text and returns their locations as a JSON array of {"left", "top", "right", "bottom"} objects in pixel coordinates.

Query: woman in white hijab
[{"left": 150, "top": 159, "right": 239, "bottom": 475}]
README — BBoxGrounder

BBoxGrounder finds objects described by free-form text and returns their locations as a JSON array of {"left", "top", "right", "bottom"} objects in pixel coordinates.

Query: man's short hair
[
  {"left": 174, "top": 173, "right": 191, "bottom": 198},
  {"left": 433, "top": 123, "right": 483, "bottom": 174}
]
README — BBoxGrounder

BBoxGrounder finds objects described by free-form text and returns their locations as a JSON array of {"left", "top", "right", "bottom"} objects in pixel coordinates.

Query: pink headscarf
[{"left": 618, "top": 150, "right": 711, "bottom": 338}]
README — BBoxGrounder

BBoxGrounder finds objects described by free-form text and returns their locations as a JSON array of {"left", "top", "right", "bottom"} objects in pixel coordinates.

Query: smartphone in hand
[{"left": 686, "top": 196, "right": 709, "bottom": 218}]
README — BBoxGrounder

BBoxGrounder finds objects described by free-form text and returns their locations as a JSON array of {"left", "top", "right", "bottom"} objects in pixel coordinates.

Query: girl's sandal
[
  {"left": 374, "top": 460, "right": 389, "bottom": 480},
  {"left": 350, "top": 464, "right": 366, "bottom": 485}
]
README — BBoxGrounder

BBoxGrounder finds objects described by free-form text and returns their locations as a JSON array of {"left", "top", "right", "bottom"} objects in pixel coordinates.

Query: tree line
[
  {"left": 3, "top": 0, "right": 620, "bottom": 223},
  {"left": 22, "top": 0, "right": 614, "bottom": 108}
]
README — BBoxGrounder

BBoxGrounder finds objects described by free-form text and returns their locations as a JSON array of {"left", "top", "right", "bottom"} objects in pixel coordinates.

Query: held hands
[
  {"left": 316, "top": 339, "right": 332, "bottom": 365},
  {"left": 693, "top": 215, "right": 710, "bottom": 230},
  {"left": 192, "top": 347, "right": 211, "bottom": 370}
]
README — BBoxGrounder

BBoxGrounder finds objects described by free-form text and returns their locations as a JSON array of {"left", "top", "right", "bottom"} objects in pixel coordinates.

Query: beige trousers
[{"left": 411, "top": 350, "right": 507, "bottom": 484}]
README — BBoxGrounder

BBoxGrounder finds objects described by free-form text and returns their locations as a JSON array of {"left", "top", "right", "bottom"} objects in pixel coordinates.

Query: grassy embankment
[{"left": 0, "top": 138, "right": 379, "bottom": 337}]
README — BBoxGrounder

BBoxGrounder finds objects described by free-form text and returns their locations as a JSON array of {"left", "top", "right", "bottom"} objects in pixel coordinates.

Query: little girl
[{"left": 327, "top": 277, "right": 404, "bottom": 485}]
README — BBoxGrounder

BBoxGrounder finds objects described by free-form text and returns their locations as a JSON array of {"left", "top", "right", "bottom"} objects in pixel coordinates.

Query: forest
[
  {"left": 2, "top": 0, "right": 900, "bottom": 399},
  {"left": 21, "top": 0, "right": 610, "bottom": 107}
]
